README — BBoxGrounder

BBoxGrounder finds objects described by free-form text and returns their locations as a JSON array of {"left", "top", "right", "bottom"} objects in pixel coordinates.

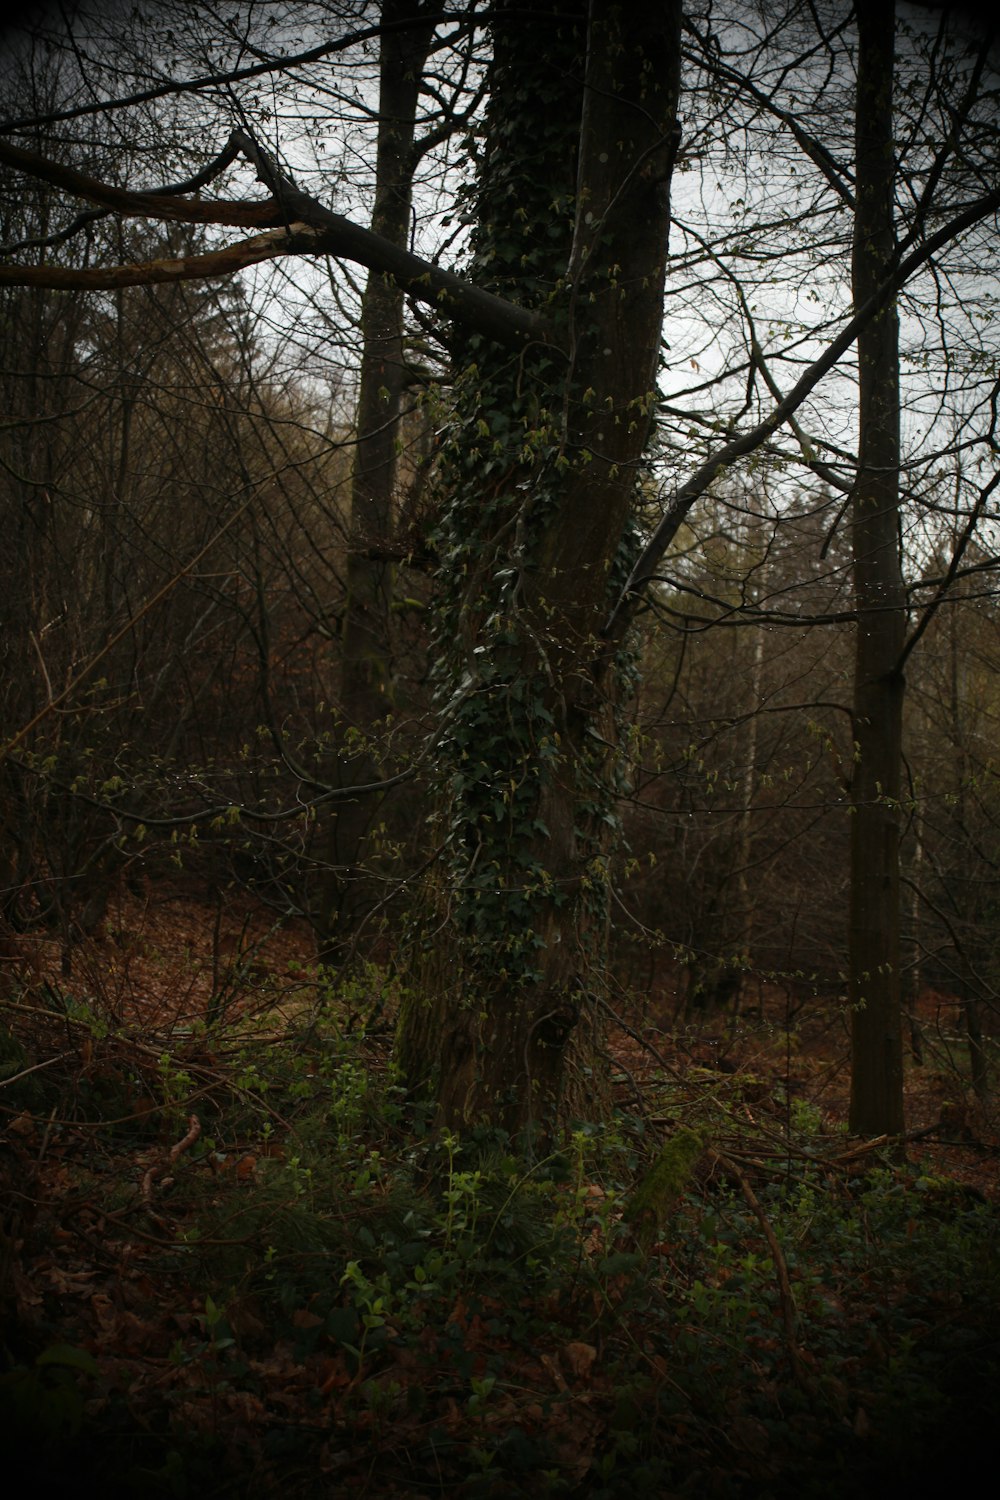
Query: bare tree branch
[
  {"left": 602, "top": 182, "right": 1000, "bottom": 647},
  {"left": 0, "top": 129, "right": 554, "bottom": 349}
]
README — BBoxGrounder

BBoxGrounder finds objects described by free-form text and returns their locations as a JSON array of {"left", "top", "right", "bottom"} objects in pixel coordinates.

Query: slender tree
[
  {"left": 317, "top": 0, "right": 436, "bottom": 963},
  {"left": 847, "top": 0, "right": 906, "bottom": 1135}
]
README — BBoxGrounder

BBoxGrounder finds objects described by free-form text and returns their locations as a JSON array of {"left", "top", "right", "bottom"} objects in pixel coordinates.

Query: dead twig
[
  {"left": 142, "top": 1113, "right": 201, "bottom": 1201},
  {"left": 713, "top": 1149, "right": 813, "bottom": 1395}
]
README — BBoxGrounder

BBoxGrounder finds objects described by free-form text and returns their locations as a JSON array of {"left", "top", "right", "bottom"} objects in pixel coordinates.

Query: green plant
[
  {"left": 156, "top": 1050, "right": 195, "bottom": 1127},
  {"left": 0, "top": 1344, "right": 99, "bottom": 1443},
  {"left": 339, "top": 1259, "right": 394, "bottom": 1374}
]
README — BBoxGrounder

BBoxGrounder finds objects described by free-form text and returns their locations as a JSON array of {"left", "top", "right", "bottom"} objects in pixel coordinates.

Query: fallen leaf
[
  {"left": 562, "top": 1341, "right": 597, "bottom": 1379},
  {"left": 292, "top": 1307, "right": 324, "bottom": 1329}
]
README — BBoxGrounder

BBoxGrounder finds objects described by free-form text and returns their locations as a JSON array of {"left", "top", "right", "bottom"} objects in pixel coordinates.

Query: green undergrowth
[{"left": 1, "top": 977, "right": 999, "bottom": 1497}]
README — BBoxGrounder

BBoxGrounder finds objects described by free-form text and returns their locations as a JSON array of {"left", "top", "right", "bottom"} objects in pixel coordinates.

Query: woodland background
[{"left": 1, "top": 2, "right": 999, "bottom": 1494}]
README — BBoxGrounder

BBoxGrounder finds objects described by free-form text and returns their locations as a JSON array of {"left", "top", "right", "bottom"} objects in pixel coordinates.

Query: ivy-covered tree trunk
[
  {"left": 318, "top": 1, "right": 434, "bottom": 963},
  {"left": 848, "top": 0, "right": 906, "bottom": 1137},
  {"left": 397, "top": 0, "right": 681, "bottom": 1140}
]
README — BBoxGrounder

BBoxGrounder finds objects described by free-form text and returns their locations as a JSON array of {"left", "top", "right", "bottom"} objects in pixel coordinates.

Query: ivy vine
[{"left": 424, "top": 1, "right": 644, "bottom": 989}]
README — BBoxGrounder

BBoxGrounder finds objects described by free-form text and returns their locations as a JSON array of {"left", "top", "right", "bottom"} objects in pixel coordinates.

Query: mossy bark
[{"left": 624, "top": 1130, "right": 707, "bottom": 1250}]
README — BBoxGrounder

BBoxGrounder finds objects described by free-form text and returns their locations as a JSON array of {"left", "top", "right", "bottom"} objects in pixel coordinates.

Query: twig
[
  {"left": 594, "top": 993, "right": 686, "bottom": 1082},
  {"left": 0, "top": 1052, "right": 75, "bottom": 1090},
  {"left": 37, "top": 1104, "right": 59, "bottom": 1163},
  {"left": 713, "top": 1149, "right": 813, "bottom": 1393},
  {"left": 168, "top": 1113, "right": 202, "bottom": 1165},
  {"left": 142, "top": 1113, "right": 201, "bottom": 1200},
  {"left": 829, "top": 1123, "right": 940, "bottom": 1164}
]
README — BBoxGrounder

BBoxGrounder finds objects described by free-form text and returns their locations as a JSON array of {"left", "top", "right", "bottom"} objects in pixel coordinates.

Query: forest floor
[{"left": 1, "top": 884, "right": 998, "bottom": 1497}]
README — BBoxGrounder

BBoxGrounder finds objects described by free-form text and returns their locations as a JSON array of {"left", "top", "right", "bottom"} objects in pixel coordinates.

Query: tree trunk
[
  {"left": 397, "top": 0, "right": 681, "bottom": 1142},
  {"left": 945, "top": 618, "right": 989, "bottom": 1102},
  {"left": 848, "top": 0, "right": 906, "bottom": 1137},
  {"left": 906, "top": 792, "right": 924, "bottom": 1066},
  {"left": 317, "top": 1, "right": 434, "bottom": 964}
]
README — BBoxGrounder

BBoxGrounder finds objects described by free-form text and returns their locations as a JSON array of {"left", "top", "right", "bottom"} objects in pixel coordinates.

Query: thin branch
[
  {"left": 713, "top": 1150, "right": 813, "bottom": 1393},
  {"left": 0, "top": 491, "right": 259, "bottom": 765},
  {"left": 0, "top": 223, "right": 320, "bottom": 288},
  {"left": 0, "top": 129, "right": 554, "bottom": 350},
  {"left": 898, "top": 470, "right": 1000, "bottom": 672},
  {"left": 0, "top": 135, "right": 245, "bottom": 254},
  {"left": 0, "top": 11, "right": 462, "bottom": 133},
  {"left": 602, "top": 182, "right": 1000, "bottom": 648},
  {"left": 0, "top": 133, "right": 273, "bottom": 227}
]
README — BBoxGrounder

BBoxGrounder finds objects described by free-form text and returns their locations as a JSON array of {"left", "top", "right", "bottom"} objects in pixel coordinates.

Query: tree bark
[
  {"left": 848, "top": 0, "right": 906, "bottom": 1137},
  {"left": 397, "top": 0, "right": 681, "bottom": 1141}
]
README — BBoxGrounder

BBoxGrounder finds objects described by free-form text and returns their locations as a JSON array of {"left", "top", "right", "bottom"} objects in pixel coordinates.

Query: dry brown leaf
[
  {"left": 562, "top": 1341, "right": 597, "bottom": 1379},
  {"left": 291, "top": 1307, "right": 324, "bottom": 1329}
]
